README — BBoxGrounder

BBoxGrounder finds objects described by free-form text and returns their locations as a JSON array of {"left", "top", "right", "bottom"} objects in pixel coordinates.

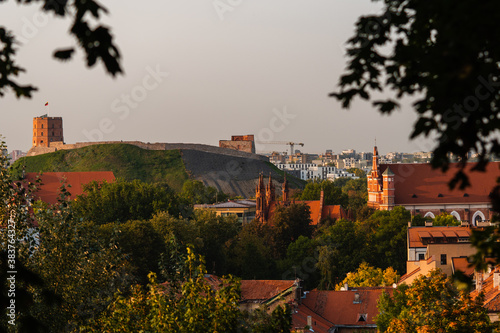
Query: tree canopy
[
  {"left": 376, "top": 270, "right": 495, "bottom": 333},
  {"left": 335, "top": 261, "right": 398, "bottom": 290}
]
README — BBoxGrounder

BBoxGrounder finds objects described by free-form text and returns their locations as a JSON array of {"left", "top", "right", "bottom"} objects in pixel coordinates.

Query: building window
[
  {"left": 41, "top": 132, "right": 43, "bottom": 136},
  {"left": 441, "top": 254, "right": 447, "bottom": 265},
  {"left": 418, "top": 253, "right": 425, "bottom": 261},
  {"left": 41, "top": 124, "right": 44, "bottom": 129},
  {"left": 357, "top": 314, "right": 367, "bottom": 322}
]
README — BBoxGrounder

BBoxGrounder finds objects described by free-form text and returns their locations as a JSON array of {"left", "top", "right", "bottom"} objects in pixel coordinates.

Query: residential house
[
  {"left": 240, "top": 279, "right": 300, "bottom": 313},
  {"left": 195, "top": 200, "right": 256, "bottom": 224},
  {"left": 400, "top": 224, "right": 478, "bottom": 285},
  {"left": 292, "top": 287, "right": 394, "bottom": 333}
]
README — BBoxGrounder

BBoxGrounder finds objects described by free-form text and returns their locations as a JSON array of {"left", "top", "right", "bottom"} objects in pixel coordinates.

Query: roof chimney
[
  {"left": 476, "top": 272, "right": 483, "bottom": 292},
  {"left": 494, "top": 271, "right": 500, "bottom": 289}
]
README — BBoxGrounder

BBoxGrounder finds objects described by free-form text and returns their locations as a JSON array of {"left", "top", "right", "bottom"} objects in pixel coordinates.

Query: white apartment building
[{"left": 275, "top": 163, "right": 358, "bottom": 181}]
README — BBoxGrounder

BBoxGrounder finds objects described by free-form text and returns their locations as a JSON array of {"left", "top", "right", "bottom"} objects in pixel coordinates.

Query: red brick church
[
  {"left": 367, "top": 146, "right": 499, "bottom": 225},
  {"left": 255, "top": 174, "right": 347, "bottom": 224}
]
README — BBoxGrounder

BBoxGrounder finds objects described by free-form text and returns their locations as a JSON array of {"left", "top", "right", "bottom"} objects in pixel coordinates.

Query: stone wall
[{"left": 27, "top": 140, "right": 267, "bottom": 161}]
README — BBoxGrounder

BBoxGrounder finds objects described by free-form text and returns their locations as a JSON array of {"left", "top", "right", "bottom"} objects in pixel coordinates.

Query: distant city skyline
[{"left": 0, "top": 1, "right": 435, "bottom": 155}]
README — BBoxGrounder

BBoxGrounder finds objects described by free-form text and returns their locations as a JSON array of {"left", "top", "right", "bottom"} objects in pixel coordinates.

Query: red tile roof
[
  {"left": 286, "top": 201, "right": 347, "bottom": 225},
  {"left": 294, "top": 287, "right": 393, "bottom": 330},
  {"left": 451, "top": 257, "right": 475, "bottom": 276},
  {"left": 322, "top": 205, "right": 348, "bottom": 221},
  {"left": 379, "top": 162, "right": 500, "bottom": 205},
  {"left": 240, "top": 280, "right": 296, "bottom": 302},
  {"left": 408, "top": 226, "right": 472, "bottom": 248},
  {"left": 399, "top": 267, "right": 421, "bottom": 284},
  {"left": 25, "top": 172, "right": 115, "bottom": 204},
  {"left": 470, "top": 268, "right": 500, "bottom": 313},
  {"left": 292, "top": 304, "right": 333, "bottom": 333}
]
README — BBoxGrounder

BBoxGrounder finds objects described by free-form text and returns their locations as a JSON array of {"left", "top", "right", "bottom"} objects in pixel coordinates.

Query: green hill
[{"left": 11, "top": 144, "right": 189, "bottom": 191}]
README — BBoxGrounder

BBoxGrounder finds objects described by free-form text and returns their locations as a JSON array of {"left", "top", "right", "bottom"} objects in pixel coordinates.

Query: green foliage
[
  {"left": 28, "top": 189, "right": 132, "bottom": 331},
  {"left": 433, "top": 212, "right": 461, "bottom": 226},
  {"left": 0, "top": 138, "right": 61, "bottom": 332},
  {"left": 376, "top": 270, "right": 495, "bottom": 333},
  {"left": 342, "top": 178, "right": 368, "bottom": 218},
  {"left": 0, "top": 0, "right": 121, "bottom": 98},
  {"left": 300, "top": 180, "right": 348, "bottom": 206},
  {"left": 363, "top": 206, "right": 409, "bottom": 274},
  {"left": 278, "top": 236, "right": 320, "bottom": 289},
  {"left": 98, "top": 220, "right": 166, "bottom": 285},
  {"left": 346, "top": 167, "right": 366, "bottom": 178},
  {"left": 84, "top": 247, "right": 292, "bottom": 332},
  {"left": 313, "top": 207, "right": 410, "bottom": 289},
  {"left": 241, "top": 305, "right": 292, "bottom": 333},
  {"left": 72, "top": 179, "right": 184, "bottom": 224},
  {"left": 332, "top": 1, "right": 500, "bottom": 187},
  {"left": 181, "top": 179, "right": 228, "bottom": 204},
  {"left": 226, "top": 220, "right": 277, "bottom": 279},
  {"left": 192, "top": 209, "right": 240, "bottom": 275},
  {"left": 11, "top": 144, "right": 189, "bottom": 191},
  {"left": 272, "top": 203, "right": 313, "bottom": 258},
  {"left": 335, "top": 262, "right": 399, "bottom": 290},
  {"left": 83, "top": 248, "right": 242, "bottom": 332},
  {"left": 316, "top": 219, "right": 367, "bottom": 289}
]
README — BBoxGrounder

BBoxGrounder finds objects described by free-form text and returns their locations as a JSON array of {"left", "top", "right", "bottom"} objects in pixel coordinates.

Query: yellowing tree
[
  {"left": 376, "top": 269, "right": 495, "bottom": 333},
  {"left": 335, "top": 262, "right": 398, "bottom": 290}
]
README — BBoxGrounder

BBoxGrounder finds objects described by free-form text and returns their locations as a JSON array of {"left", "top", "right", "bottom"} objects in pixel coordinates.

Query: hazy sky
[{"left": 0, "top": 0, "right": 435, "bottom": 154}]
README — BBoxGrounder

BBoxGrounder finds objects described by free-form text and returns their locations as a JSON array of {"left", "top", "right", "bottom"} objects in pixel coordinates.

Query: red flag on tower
[{"left": 45, "top": 102, "right": 49, "bottom": 106}]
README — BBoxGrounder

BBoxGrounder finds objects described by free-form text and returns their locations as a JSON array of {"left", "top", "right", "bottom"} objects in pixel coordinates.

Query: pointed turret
[
  {"left": 256, "top": 174, "right": 267, "bottom": 222},
  {"left": 282, "top": 173, "right": 289, "bottom": 202},
  {"left": 266, "top": 173, "right": 275, "bottom": 208}
]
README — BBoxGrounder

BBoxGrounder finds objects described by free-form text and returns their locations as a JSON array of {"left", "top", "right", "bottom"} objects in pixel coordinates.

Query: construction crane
[{"left": 255, "top": 141, "right": 304, "bottom": 156}]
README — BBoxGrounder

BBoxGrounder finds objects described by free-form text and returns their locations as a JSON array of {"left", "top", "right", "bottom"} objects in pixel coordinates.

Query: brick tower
[
  {"left": 367, "top": 146, "right": 382, "bottom": 208},
  {"left": 380, "top": 166, "right": 395, "bottom": 210},
  {"left": 32, "top": 115, "right": 63, "bottom": 147}
]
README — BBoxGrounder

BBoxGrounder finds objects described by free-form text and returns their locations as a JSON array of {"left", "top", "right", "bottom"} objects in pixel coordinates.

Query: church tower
[
  {"left": 282, "top": 174, "right": 289, "bottom": 203},
  {"left": 265, "top": 174, "right": 275, "bottom": 208},
  {"left": 380, "top": 166, "right": 395, "bottom": 210},
  {"left": 367, "top": 146, "right": 383, "bottom": 208},
  {"left": 255, "top": 174, "right": 267, "bottom": 222}
]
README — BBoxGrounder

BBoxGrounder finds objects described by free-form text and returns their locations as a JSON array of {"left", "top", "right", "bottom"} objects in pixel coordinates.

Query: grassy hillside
[{"left": 11, "top": 144, "right": 189, "bottom": 191}]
